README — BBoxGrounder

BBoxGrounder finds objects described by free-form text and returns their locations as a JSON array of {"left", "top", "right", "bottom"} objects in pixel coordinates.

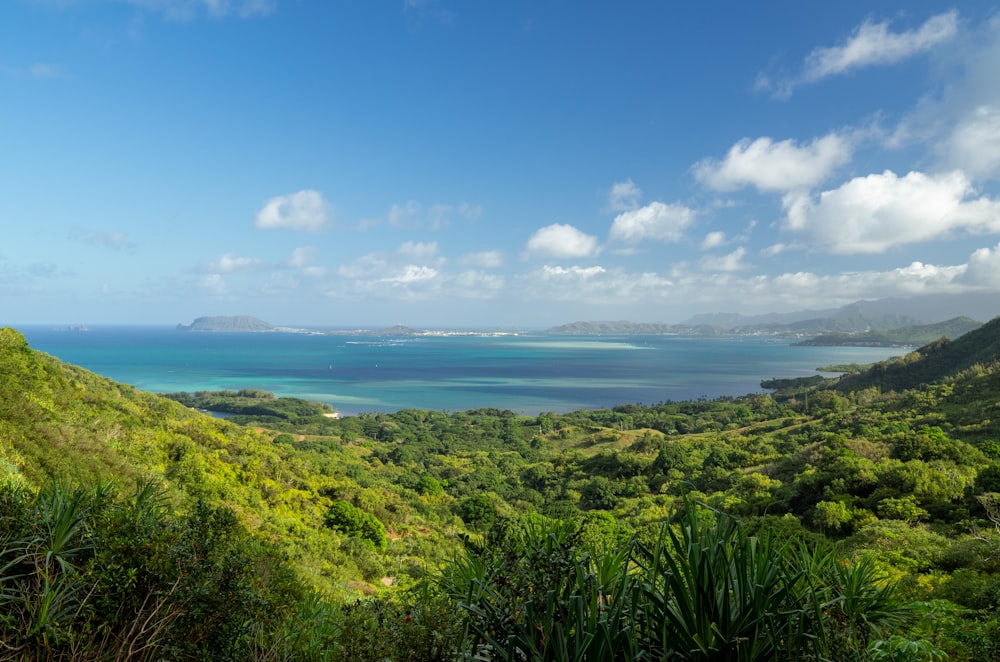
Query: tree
[{"left": 324, "top": 501, "right": 388, "bottom": 551}]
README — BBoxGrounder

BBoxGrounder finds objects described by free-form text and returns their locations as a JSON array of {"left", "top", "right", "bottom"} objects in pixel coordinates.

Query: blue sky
[{"left": 3, "top": 1, "right": 1000, "bottom": 328}]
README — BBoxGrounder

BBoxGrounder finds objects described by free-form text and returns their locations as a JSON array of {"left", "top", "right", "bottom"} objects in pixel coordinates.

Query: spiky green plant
[{"left": 631, "top": 504, "right": 823, "bottom": 662}]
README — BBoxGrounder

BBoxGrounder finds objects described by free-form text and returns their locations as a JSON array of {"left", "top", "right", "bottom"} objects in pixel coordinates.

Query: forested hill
[
  {"left": 796, "top": 316, "right": 981, "bottom": 347},
  {"left": 836, "top": 314, "right": 1000, "bottom": 393}
]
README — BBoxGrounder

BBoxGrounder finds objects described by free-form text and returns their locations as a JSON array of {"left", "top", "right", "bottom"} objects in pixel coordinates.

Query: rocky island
[{"left": 177, "top": 315, "right": 276, "bottom": 332}]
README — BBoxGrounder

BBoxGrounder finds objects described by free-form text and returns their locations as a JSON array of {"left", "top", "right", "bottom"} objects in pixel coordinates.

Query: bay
[{"left": 19, "top": 326, "right": 907, "bottom": 416}]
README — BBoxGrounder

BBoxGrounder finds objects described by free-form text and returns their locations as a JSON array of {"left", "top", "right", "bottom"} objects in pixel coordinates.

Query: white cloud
[
  {"left": 459, "top": 250, "right": 504, "bottom": 268},
  {"left": 338, "top": 253, "right": 387, "bottom": 280},
  {"left": 379, "top": 200, "right": 482, "bottom": 230},
  {"left": 700, "top": 247, "right": 749, "bottom": 272},
  {"left": 387, "top": 200, "right": 422, "bottom": 227},
  {"left": 886, "top": 17, "right": 1000, "bottom": 177},
  {"left": 960, "top": 242, "right": 1000, "bottom": 287},
  {"left": 608, "top": 202, "right": 695, "bottom": 244},
  {"left": 382, "top": 265, "right": 438, "bottom": 284},
  {"left": 541, "top": 265, "right": 606, "bottom": 278},
  {"left": 254, "top": 190, "right": 333, "bottom": 232},
  {"left": 701, "top": 231, "right": 726, "bottom": 249},
  {"left": 203, "top": 252, "right": 260, "bottom": 273},
  {"left": 427, "top": 202, "right": 483, "bottom": 228},
  {"left": 397, "top": 241, "right": 439, "bottom": 260},
  {"left": 526, "top": 223, "right": 599, "bottom": 259},
  {"left": 518, "top": 265, "right": 675, "bottom": 305},
  {"left": 761, "top": 243, "right": 787, "bottom": 258},
  {"left": 329, "top": 254, "right": 504, "bottom": 302},
  {"left": 782, "top": 169, "right": 1000, "bottom": 254},
  {"left": 943, "top": 105, "right": 1000, "bottom": 180},
  {"left": 608, "top": 179, "right": 642, "bottom": 211},
  {"left": 758, "top": 11, "right": 958, "bottom": 99},
  {"left": 655, "top": 258, "right": 969, "bottom": 312},
  {"left": 694, "top": 134, "right": 851, "bottom": 193},
  {"left": 802, "top": 11, "right": 958, "bottom": 83}
]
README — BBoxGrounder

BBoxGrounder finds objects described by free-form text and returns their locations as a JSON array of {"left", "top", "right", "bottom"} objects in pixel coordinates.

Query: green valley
[{"left": 2, "top": 323, "right": 1000, "bottom": 660}]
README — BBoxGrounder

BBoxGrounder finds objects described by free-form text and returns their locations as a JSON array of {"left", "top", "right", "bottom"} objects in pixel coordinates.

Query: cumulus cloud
[
  {"left": 202, "top": 252, "right": 260, "bottom": 273},
  {"left": 254, "top": 190, "right": 333, "bottom": 232},
  {"left": 382, "top": 265, "right": 438, "bottom": 284},
  {"left": 701, "top": 231, "right": 727, "bottom": 249},
  {"left": 700, "top": 247, "right": 749, "bottom": 272},
  {"left": 608, "top": 179, "right": 642, "bottom": 211},
  {"left": 526, "top": 224, "right": 599, "bottom": 259},
  {"left": 512, "top": 242, "right": 1000, "bottom": 313},
  {"left": 960, "top": 242, "right": 1000, "bottom": 287},
  {"left": 330, "top": 249, "right": 504, "bottom": 302},
  {"left": 943, "top": 106, "right": 1000, "bottom": 180},
  {"left": 694, "top": 134, "right": 851, "bottom": 193},
  {"left": 608, "top": 202, "right": 695, "bottom": 244},
  {"left": 782, "top": 169, "right": 1000, "bottom": 254},
  {"left": 335, "top": 247, "right": 444, "bottom": 298}
]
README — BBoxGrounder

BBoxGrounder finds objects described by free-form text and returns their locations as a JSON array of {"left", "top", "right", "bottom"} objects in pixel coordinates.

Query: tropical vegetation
[{"left": 2, "top": 320, "right": 1000, "bottom": 659}]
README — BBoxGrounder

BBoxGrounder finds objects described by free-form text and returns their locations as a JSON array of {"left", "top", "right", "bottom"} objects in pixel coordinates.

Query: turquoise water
[{"left": 19, "top": 327, "right": 907, "bottom": 415}]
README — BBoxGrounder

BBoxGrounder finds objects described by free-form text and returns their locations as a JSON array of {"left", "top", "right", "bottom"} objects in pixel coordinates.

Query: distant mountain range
[
  {"left": 548, "top": 293, "right": 1000, "bottom": 339},
  {"left": 682, "top": 292, "right": 1000, "bottom": 329}
]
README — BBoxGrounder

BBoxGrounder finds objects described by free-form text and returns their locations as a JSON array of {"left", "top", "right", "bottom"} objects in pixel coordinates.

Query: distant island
[{"left": 177, "top": 316, "right": 276, "bottom": 332}]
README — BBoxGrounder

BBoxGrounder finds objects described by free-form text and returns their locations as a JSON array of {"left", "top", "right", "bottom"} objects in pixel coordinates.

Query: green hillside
[
  {"left": 3, "top": 325, "right": 1000, "bottom": 660},
  {"left": 835, "top": 315, "right": 1000, "bottom": 393},
  {"left": 796, "top": 316, "right": 982, "bottom": 347}
]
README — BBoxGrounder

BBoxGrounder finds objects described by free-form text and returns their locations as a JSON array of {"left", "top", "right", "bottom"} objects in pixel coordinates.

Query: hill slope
[
  {"left": 0, "top": 327, "right": 444, "bottom": 594},
  {"left": 796, "top": 316, "right": 982, "bottom": 347},
  {"left": 836, "top": 315, "right": 1000, "bottom": 393}
]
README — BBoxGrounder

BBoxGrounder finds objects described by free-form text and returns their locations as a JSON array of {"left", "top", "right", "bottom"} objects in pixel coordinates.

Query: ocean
[{"left": 18, "top": 326, "right": 908, "bottom": 416}]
